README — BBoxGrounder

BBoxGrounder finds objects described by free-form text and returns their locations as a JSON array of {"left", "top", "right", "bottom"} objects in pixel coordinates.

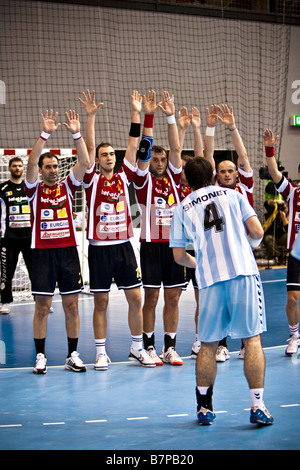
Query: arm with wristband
[
  {"left": 159, "top": 91, "right": 181, "bottom": 169},
  {"left": 125, "top": 90, "right": 142, "bottom": 167},
  {"left": 26, "top": 109, "right": 61, "bottom": 184},
  {"left": 204, "top": 104, "right": 219, "bottom": 170},
  {"left": 263, "top": 128, "right": 282, "bottom": 184},
  {"left": 63, "top": 110, "right": 90, "bottom": 182},
  {"left": 78, "top": 89, "right": 104, "bottom": 169},
  {"left": 137, "top": 89, "right": 160, "bottom": 171}
]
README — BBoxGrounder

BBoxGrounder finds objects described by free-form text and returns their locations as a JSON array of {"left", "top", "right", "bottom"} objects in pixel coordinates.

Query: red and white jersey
[
  {"left": 215, "top": 167, "right": 254, "bottom": 207},
  {"left": 276, "top": 177, "right": 300, "bottom": 249},
  {"left": 133, "top": 161, "right": 181, "bottom": 243},
  {"left": 83, "top": 159, "right": 136, "bottom": 244},
  {"left": 25, "top": 170, "right": 80, "bottom": 249},
  {"left": 180, "top": 184, "right": 192, "bottom": 201}
]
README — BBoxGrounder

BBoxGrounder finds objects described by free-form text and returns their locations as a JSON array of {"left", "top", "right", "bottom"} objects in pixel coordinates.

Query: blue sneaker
[
  {"left": 197, "top": 407, "right": 216, "bottom": 425},
  {"left": 250, "top": 406, "right": 274, "bottom": 425}
]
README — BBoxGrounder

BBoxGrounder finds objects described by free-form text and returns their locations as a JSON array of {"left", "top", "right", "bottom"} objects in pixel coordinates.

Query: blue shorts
[{"left": 197, "top": 275, "right": 266, "bottom": 342}]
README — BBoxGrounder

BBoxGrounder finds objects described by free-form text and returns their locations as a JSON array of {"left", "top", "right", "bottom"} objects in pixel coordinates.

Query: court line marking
[
  {"left": 126, "top": 417, "right": 149, "bottom": 421},
  {"left": 0, "top": 345, "right": 289, "bottom": 371},
  {"left": 43, "top": 422, "right": 65, "bottom": 426},
  {"left": 0, "top": 424, "right": 22, "bottom": 428},
  {"left": 85, "top": 419, "right": 108, "bottom": 423}
]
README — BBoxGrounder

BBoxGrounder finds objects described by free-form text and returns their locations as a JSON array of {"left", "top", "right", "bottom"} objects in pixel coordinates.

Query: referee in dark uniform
[{"left": 0, "top": 157, "right": 32, "bottom": 314}]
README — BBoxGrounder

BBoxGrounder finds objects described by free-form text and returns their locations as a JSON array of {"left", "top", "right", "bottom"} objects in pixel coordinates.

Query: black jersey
[{"left": 0, "top": 180, "right": 31, "bottom": 239}]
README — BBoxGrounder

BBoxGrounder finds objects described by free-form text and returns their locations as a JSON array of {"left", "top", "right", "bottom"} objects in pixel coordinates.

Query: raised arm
[
  {"left": 78, "top": 89, "right": 104, "bottom": 168},
  {"left": 262, "top": 128, "right": 281, "bottom": 184},
  {"left": 26, "top": 109, "right": 61, "bottom": 184},
  {"left": 63, "top": 110, "right": 90, "bottom": 181},
  {"left": 159, "top": 91, "right": 181, "bottom": 169},
  {"left": 218, "top": 104, "right": 251, "bottom": 173},
  {"left": 190, "top": 106, "right": 203, "bottom": 158},
  {"left": 178, "top": 106, "right": 191, "bottom": 152},
  {"left": 204, "top": 104, "right": 219, "bottom": 170},
  {"left": 124, "top": 90, "right": 142, "bottom": 167},
  {"left": 137, "top": 89, "right": 161, "bottom": 171}
]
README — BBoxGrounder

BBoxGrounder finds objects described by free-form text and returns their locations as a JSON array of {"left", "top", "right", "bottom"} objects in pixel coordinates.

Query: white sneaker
[
  {"left": 0, "top": 303, "right": 10, "bottom": 314},
  {"left": 238, "top": 347, "right": 245, "bottom": 359},
  {"left": 191, "top": 341, "right": 201, "bottom": 359},
  {"left": 33, "top": 353, "right": 47, "bottom": 374},
  {"left": 128, "top": 346, "right": 156, "bottom": 367},
  {"left": 216, "top": 346, "right": 230, "bottom": 362},
  {"left": 94, "top": 353, "right": 111, "bottom": 371},
  {"left": 160, "top": 347, "right": 183, "bottom": 366},
  {"left": 146, "top": 346, "right": 163, "bottom": 366},
  {"left": 285, "top": 335, "right": 299, "bottom": 356},
  {"left": 65, "top": 351, "right": 86, "bottom": 372}
]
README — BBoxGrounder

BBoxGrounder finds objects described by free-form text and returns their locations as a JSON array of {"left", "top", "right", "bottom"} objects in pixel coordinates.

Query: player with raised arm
[
  {"left": 79, "top": 89, "right": 155, "bottom": 370},
  {"left": 134, "top": 91, "right": 186, "bottom": 366},
  {"left": 25, "top": 109, "right": 90, "bottom": 374}
]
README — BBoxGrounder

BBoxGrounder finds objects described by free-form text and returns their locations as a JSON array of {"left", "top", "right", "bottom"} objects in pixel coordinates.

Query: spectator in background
[{"left": 0, "top": 157, "right": 32, "bottom": 314}]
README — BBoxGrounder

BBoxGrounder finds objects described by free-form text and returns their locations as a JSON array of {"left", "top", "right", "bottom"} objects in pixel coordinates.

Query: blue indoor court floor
[{"left": 0, "top": 267, "right": 299, "bottom": 451}]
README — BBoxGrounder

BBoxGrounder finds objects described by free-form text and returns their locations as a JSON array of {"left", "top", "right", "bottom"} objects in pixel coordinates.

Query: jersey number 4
[{"left": 204, "top": 203, "right": 224, "bottom": 232}]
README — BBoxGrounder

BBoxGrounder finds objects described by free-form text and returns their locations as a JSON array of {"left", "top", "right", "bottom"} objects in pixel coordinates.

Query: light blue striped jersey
[{"left": 170, "top": 185, "right": 259, "bottom": 289}]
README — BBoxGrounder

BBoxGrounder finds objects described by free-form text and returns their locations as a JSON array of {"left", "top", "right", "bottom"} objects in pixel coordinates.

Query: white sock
[
  {"left": 95, "top": 338, "right": 106, "bottom": 356},
  {"left": 289, "top": 324, "right": 299, "bottom": 338},
  {"left": 144, "top": 331, "right": 154, "bottom": 338},
  {"left": 164, "top": 332, "right": 176, "bottom": 339},
  {"left": 250, "top": 388, "right": 264, "bottom": 408},
  {"left": 197, "top": 386, "right": 209, "bottom": 395},
  {"left": 131, "top": 334, "right": 143, "bottom": 351}
]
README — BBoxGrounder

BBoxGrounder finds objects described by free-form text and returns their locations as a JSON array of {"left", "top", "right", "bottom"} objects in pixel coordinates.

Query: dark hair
[
  {"left": 38, "top": 152, "right": 59, "bottom": 169},
  {"left": 95, "top": 142, "right": 114, "bottom": 160},
  {"left": 152, "top": 145, "right": 167, "bottom": 157},
  {"left": 185, "top": 157, "right": 214, "bottom": 190},
  {"left": 9, "top": 156, "right": 23, "bottom": 167}
]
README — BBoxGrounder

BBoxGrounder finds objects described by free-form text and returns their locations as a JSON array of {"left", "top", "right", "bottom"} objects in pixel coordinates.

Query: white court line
[
  {"left": 85, "top": 420, "right": 107, "bottom": 423},
  {"left": 126, "top": 417, "right": 149, "bottom": 421},
  {"left": 0, "top": 346, "right": 288, "bottom": 371},
  {"left": 43, "top": 422, "right": 65, "bottom": 426},
  {"left": 280, "top": 404, "right": 300, "bottom": 407},
  {"left": 0, "top": 424, "right": 22, "bottom": 428}
]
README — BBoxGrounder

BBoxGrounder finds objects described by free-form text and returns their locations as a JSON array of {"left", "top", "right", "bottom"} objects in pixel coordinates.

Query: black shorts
[
  {"left": 287, "top": 253, "right": 300, "bottom": 291},
  {"left": 184, "top": 249, "right": 198, "bottom": 289},
  {"left": 88, "top": 241, "right": 142, "bottom": 292},
  {"left": 140, "top": 242, "right": 187, "bottom": 289},
  {"left": 31, "top": 246, "right": 83, "bottom": 296}
]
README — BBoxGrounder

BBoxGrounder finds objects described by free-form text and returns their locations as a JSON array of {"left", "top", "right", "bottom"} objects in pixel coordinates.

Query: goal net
[
  {"left": 0, "top": 149, "right": 88, "bottom": 301},
  {"left": 0, "top": 0, "right": 293, "bottom": 297}
]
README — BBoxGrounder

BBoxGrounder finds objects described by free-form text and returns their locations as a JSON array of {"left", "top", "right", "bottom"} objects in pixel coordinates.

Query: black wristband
[{"left": 129, "top": 123, "right": 141, "bottom": 138}]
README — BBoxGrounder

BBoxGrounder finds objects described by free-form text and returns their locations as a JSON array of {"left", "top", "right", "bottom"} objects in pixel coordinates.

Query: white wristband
[
  {"left": 40, "top": 131, "right": 51, "bottom": 141},
  {"left": 167, "top": 115, "right": 176, "bottom": 125},
  {"left": 205, "top": 127, "right": 215, "bottom": 137},
  {"left": 72, "top": 132, "right": 82, "bottom": 140}
]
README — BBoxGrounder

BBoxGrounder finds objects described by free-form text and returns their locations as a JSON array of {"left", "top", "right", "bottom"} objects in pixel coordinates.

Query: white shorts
[{"left": 197, "top": 275, "right": 266, "bottom": 342}]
